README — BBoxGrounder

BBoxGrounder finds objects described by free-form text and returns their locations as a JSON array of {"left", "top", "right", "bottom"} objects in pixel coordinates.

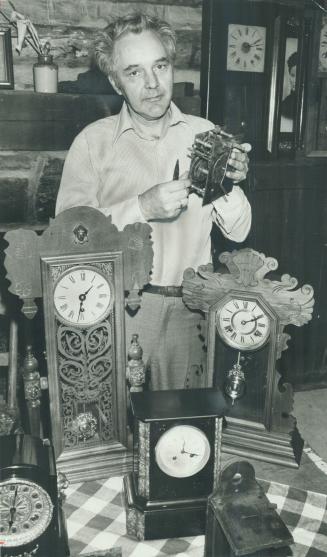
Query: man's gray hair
[{"left": 94, "top": 12, "right": 176, "bottom": 79}]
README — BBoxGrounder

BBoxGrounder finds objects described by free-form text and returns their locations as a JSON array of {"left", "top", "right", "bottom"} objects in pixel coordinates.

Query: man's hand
[
  {"left": 138, "top": 172, "right": 190, "bottom": 221},
  {"left": 226, "top": 143, "right": 251, "bottom": 184}
]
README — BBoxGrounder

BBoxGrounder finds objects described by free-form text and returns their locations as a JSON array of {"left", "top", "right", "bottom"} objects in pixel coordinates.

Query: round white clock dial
[
  {"left": 54, "top": 267, "right": 112, "bottom": 326},
  {"left": 155, "top": 425, "right": 211, "bottom": 478},
  {"left": 217, "top": 297, "right": 270, "bottom": 350},
  {"left": 227, "top": 24, "right": 266, "bottom": 73},
  {"left": 319, "top": 23, "right": 327, "bottom": 72},
  {"left": 0, "top": 478, "right": 53, "bottom": 547}
]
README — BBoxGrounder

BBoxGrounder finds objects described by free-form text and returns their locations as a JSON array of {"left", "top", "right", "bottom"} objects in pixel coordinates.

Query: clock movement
[
  {"left": 124, "top": 388, "right": 227, "bottom": 540},
  {"left": 4, "top": 206, "right": 153, "bottom": 482},
  {"left": 0, "top": 434, "right": 69, "bottom": 557},
  {"left": 182, "top": 248, "right": 314, "bottom": 467}
]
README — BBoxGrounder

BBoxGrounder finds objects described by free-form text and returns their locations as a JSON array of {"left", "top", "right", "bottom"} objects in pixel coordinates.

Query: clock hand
[
  {"left": 248, "top": 39, "right": 264, "bottom": 47},
  {"left": 83, "top": 285, "right": 93, "bottom": 296},
  {"left": 8, "top": 485, "right": 19, "bottom": 532},
  {"left": 184, "top": 450, "right": 199, "bottom": 458},
  {"left": 180, "top": 443, "right": 199, "bottom": 457},
  {"left": 241, "top": 314, "right": 264, "bottom": 325},
  {"left": 77, "top": 301, "right": 84, "bottom": 321},
  {"left": 78, "top": 285, "right": 94, "bottom": 302}
]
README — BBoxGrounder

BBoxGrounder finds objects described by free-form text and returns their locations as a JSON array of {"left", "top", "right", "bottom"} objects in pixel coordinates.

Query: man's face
[{"left": 110, "top": 30, "right": 174, "bottom": 121}]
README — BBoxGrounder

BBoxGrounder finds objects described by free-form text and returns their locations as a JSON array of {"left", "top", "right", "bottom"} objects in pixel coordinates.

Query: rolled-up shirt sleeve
[
  {"left": 55, "top": 131, "right": 146, "bottom": 229},
  {"left": 211, "top": 185, "right": 251, "bottom": 242}
]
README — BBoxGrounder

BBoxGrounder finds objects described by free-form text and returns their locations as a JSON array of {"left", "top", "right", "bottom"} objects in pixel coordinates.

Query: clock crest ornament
[{"left": 182, "top": 248, "right": 314, "bottom": 467}]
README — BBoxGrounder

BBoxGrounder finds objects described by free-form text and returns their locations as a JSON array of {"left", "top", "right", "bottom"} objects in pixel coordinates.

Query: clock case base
[
  {"left": 123, "top": 473, "right": 207, "bottom": 540},
  {"left": 57, "top": 441, "right": 133, "bottom": 483},
  {"left": 222, "top": 420, "right": 304, "bottom": 469}
]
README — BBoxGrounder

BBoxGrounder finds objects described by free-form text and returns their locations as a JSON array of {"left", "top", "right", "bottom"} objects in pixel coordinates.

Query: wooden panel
[
  {"left": 246, "top": 160, "right": 327, "bottom": 386},
  {"left": 317, "top": 79, "right": 327, "bottom": 151},
  {"left": 0, "top": 86, "right": 200, "bottom": 151},
  {"left": 0, "top": 92, "right": 122, "bottom": 150}
]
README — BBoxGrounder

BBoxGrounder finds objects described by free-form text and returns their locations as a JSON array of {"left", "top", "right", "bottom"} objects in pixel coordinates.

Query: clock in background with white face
[
  {"left": 53, "top": 266, "right": 112, "bottom": 326},
  {"left": 227, "top": 24, "right": 266, "bottom": 73}
]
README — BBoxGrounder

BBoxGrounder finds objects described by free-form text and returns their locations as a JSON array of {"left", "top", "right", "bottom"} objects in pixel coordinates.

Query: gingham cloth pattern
[{"left": 64, "top": 476, "right": 327, "bottom": 557}]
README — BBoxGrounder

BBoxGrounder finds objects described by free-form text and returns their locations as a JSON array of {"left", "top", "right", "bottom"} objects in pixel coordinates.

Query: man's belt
[{"left": 143, "top": 284, "right": 182, "bottom": 297}]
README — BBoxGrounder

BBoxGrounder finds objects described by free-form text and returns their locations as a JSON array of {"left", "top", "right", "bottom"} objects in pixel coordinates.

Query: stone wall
[
  {"left": 0, "top": 152, "right": 65, "bottom": 228},
  {"left": 1, "top": 0, "right": 202, "bottom": 91},
  {"left": 0, "top": 0, "right": 203, "bottom": 230}
]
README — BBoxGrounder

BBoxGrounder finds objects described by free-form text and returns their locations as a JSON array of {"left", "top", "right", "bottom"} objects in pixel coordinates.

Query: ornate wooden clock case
[
  {"left": 182, "top": 248, "right": 314, "bottom": 467},
  {"left": 4, "top": 207, "right": 153, "bottom": 482}
]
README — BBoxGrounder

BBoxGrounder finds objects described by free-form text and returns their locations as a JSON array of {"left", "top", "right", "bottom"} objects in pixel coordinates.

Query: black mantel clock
[
  {"left": 0, "top": 434, "right": 69, "bottom": 557},
  {"left": 124, "top": 388, "right": 227, "bottom": 541}
]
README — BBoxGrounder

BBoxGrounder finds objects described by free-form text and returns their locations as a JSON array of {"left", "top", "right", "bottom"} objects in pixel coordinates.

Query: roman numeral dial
[
  {"left": 54, "top": 267, "right": 112, "bottom": 326},
  {"left": 217, "top": 297, "right": 270, "bottom": 350},
  {"left": 227, "top": 24, "right": 266, "bottom": 73}
]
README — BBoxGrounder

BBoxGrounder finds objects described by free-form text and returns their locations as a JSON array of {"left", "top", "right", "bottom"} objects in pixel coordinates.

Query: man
[{"left": 56, "top": 13, "right": 251, "bottom": 390}]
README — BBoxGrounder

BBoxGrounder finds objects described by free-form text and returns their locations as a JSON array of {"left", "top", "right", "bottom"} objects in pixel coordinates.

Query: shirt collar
[{"left": 113, "top": 100, "right": 187, "bottom": 143}]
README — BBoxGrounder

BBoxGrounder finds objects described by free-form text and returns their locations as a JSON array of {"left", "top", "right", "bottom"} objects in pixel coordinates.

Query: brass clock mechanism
[{"left": 189, "top": 126, "right": 244, "bottom": 205}]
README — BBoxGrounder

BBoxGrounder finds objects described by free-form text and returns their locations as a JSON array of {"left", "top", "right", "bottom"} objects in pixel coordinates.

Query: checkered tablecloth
[{"left": 64, "top": 476, "right": 327, "bottom": 557}]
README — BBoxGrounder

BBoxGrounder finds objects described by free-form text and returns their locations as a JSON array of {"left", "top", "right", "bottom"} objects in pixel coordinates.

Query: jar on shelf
[{"left": 33, "top": 54, "right": 58, "bottom": 93}]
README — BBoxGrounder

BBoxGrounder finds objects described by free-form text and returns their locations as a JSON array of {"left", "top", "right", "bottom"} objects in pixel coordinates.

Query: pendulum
[{"left": 224, "top": 352, "right": 246, "bottom": 405}]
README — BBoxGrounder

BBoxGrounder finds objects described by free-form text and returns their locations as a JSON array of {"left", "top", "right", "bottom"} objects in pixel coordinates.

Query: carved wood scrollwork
[
  {"left": 182, "top": 248, "right": 314, "bottom": 361},
  {"left": 4, "top": 207, "right": 154, "bottom": 318}
]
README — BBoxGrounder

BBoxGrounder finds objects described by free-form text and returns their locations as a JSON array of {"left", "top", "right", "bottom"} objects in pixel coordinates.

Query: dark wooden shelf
[
  {"left": 0, "top": 91, "right": 123, "bottom": 150},
  {"left": 0, "top": 87, "right": 200, "bottom": 151}
]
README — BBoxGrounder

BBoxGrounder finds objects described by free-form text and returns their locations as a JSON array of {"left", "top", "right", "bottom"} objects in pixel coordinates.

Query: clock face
[
  {"left": 155, "top": 424, "right": 211, "bottom": 478},
  {"left": 217, "top": 297, "right": 270, "bottom": 350},
  {"left": 319, "top": 23, "right": 327, "bottom": 72},
  {"left": 227, "top": 24, "right": 266, "bottom": 73},
  {"left": 0, "top": 478, "right": 53, "bottom": 547},
  {"left": 53, "top": 266, "right": 112, "bottom": 326}
]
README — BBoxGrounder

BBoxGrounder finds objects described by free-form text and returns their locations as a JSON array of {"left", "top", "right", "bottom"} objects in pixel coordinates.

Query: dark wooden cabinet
[
  {"left": 247, "top": 160, "right": 327, "bottom": 387},
  {"left": 202, "top": 0, "right": 327, "bottom": 387}
]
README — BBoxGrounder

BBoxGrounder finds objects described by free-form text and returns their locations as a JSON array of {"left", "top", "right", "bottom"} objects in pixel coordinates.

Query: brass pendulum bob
[{"left": 224, "top": 352, "right": 246, "bottom": 405}]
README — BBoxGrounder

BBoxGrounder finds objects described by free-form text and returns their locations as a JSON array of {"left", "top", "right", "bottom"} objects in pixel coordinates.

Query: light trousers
[{"left": 125, "top": 293, "right": 207, "bottom": 391}]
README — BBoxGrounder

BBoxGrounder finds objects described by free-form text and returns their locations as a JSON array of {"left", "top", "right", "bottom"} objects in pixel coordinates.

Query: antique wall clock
[
  {"left": 124, "top": 388, "right": 227, "bottom": 540},
  {"left": 201, "top": 0, "right": 306, "bottom": 158},
  {"left": 226, "top": 24, "right": 267, "bottom": 73},
  {"left": 182, "top": 248, "right": 314, "bottom": 467},
  {"left": 0, "top": 434, "right": 69, "bottom": 557},
  {"left": 4, "top": 207, "right": 153, "bottom": 482}
]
